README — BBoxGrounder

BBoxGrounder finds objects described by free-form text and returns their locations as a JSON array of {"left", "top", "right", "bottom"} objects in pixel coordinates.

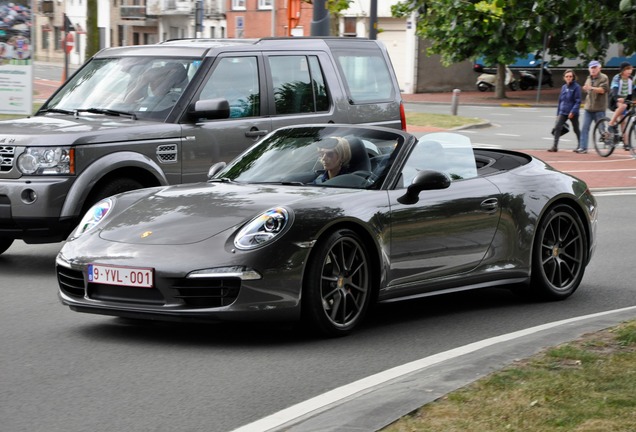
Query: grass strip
[{"left": 382, "top": 320, "right": 636, "bottom": 432}]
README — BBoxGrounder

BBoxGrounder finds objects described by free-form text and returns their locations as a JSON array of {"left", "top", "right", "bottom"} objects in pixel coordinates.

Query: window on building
[
  {"left": 235, "top": 17, "right": 244, "bottom": 38},
  {"left": 232, "top": 0, "right": 245, "bottom": 10},
  {"left": 268, "top": 55, "right": 329, "bottom": 115},
  {"left": 54, "top": 26, "right": 62, "bottom": 50},
  {"left": 258, "top": 0, "right": 272, "bottom": 9},
  {"left": 343, "top": 17, "right": 357, "bottom": 37},
  {"left": 41, "top": 26, "right": 50, "bottom": 50}
]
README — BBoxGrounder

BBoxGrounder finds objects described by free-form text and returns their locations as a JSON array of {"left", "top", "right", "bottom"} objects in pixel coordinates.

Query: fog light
[{"left": 21, "top": 189, "right": 37, "bottom": 204}]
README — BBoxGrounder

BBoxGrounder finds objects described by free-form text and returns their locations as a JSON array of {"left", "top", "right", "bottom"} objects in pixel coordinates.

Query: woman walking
[{"left": 549, "top": 69, "right": 581, "bottom": 152}]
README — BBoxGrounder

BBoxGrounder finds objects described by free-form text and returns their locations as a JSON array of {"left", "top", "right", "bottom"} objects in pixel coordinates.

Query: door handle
[
  {"left": 480, "top": 198, "right": 499, "bottom": 212},
  {"left": 245, "top": 130, "right": 268, "bottom": 138}
]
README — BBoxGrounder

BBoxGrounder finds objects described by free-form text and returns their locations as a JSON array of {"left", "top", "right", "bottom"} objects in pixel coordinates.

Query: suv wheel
[{"left": 85, "top": 178, "right": 144, "bottom": 212}]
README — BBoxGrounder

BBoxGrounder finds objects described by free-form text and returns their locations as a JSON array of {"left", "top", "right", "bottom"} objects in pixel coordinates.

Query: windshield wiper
[
  {"left": 208, "top": 177, "right": 232, "bottom": 183},
  {"left": 76, "top": 108, "right": 137, "bottom": 120},
  {"left": 39, "top": 108, "right": 76, "bottom": 115}
]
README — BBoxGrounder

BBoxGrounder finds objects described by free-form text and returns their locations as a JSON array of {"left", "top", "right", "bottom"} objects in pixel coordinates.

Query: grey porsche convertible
[{"left": 57, "top": 124, "right": 598, "bottom": 336}]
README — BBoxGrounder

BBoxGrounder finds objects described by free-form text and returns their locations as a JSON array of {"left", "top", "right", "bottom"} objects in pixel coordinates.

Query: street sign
[{"left": 65, "top": 33, "right": 74, "bottom": 54}]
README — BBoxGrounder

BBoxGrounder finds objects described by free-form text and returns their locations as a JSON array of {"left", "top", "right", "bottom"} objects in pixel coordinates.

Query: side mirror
[
  {"left": 397, "top": 170, "right": 451, "bottom": 205},
  {"left": 207, "top": 162, "right": 227, "bottom": 180},
  {"left": 189, "top": 98, "right": 230, "bottom": 120}
]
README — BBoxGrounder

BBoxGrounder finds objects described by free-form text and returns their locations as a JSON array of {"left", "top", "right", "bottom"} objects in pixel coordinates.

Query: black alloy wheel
[
  {"left": 530, "top": 204, "right": 587, "bottom": 300},
  {"left": 303, "top": 229, "right": 372, "bottom": 337}
]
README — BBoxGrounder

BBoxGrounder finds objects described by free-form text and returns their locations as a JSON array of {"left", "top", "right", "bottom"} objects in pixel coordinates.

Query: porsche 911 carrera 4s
[{"left": 57, "top": 125, "right": 598, "bottom": 336}]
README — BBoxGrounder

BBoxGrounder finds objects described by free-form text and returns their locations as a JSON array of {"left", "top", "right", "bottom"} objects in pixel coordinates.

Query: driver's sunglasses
[{"left": 318, "top": 150, "right": 337, "bottom": 158}]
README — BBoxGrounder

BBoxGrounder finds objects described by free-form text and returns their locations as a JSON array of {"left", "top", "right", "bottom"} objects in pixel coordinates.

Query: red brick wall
[{"left": 226, "top": 0, "right": 315, "bottom": 38}]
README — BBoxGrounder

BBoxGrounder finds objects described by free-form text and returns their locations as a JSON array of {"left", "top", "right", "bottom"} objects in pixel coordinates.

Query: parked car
[
  {"left": 0, "top": 37, "right": 405, "bottom": 255},
  {"left": 57, "top": 124, "right": 598, "bottom": 337}
]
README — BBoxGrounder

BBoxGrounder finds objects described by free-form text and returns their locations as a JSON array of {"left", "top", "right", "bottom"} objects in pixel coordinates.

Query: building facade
[{"left": 31, "top": 0, "right": 477, "bottom": 93}]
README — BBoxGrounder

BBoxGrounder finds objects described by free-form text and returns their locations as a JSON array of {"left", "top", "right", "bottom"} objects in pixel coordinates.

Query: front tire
[
  {"left": 592, "top": 117, "right": 615, "bottom": 157},
  {"left": 302, "top": 229, "right": 372, "bottom": 337},
  {"left": 529, "top": 205, "right": 587, "bottom": 300},
  {"left": 628, "top": 122, "right": 636, "bottom": 158},
  {"left": 83, "top": 178, "right": 144, "bottom": 214},
  {"left": 0, "top": 238, "right": 14, "bottom": 255}
]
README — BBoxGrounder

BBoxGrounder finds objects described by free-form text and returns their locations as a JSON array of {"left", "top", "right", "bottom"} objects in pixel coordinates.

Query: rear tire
[
  {"left": 0, "top": 238, "right": 14, "bottom": 255},
  {"left": 527, "top": 204, "right": 587, "bottom": 300},
  {"left": 302, "top": 229, "right": 372, "bottom": 337},
  {"left": 592, "top": 117, "right": 615, "bottom": 157}
]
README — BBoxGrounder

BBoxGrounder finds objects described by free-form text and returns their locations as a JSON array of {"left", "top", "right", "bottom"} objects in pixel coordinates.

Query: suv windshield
[{"left": 41, "top": 57, "right": 202, "bottom": 121}]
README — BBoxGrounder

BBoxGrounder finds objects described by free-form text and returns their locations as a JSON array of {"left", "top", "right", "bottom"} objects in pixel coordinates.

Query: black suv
[{"left": 0, "top": 37, "right": 405, "bottom": 254}]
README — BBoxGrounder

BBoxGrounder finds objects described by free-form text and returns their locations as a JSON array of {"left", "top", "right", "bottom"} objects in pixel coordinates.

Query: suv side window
[
  {"left": 268, "top": 55, "right": 329, "bottom": 115},
  {"left": 198, "top": 56, "right": 260, "bottom": 118},
  {"left": 331, "top": 49, "right": 394, "bottom": 103}
]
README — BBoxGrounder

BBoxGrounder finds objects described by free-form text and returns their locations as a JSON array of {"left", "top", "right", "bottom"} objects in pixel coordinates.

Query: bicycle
[{"left": 592, "top": 100, "right": 636, "bottom": 157}]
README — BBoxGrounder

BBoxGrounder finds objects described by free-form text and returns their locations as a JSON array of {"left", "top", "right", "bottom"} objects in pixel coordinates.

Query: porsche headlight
[
  {"left": 234, "top": 207, "right": 291, "bottom": 250},
  {"left": 71, "top": 198, "right": 113, "bottom": 239},
  {"left": 17, "top": 147, "right": 75, "bottom": 175}
]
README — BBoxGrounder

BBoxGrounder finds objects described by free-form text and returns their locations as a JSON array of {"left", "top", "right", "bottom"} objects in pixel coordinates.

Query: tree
[
  {"left": 85, "top": 0, "right": 99, "bottom": 59},
  {"left": 391, "top": 0, "right": 624, "bottom": 99}
]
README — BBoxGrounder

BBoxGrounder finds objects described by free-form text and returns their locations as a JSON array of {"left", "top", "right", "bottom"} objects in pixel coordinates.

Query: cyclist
[{"left": 608, "top": 61, "right": 634, "bottom": 150}]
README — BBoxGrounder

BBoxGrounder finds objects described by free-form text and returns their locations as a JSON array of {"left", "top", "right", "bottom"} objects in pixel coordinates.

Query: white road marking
[{"left": 230, "top": 306, "right": 636, "bottom": 432}]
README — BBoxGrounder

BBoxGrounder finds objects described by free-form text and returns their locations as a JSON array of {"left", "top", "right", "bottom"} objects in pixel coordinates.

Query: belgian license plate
[{"left": 88, "top": 264, "right": 154, "bottom": 288}]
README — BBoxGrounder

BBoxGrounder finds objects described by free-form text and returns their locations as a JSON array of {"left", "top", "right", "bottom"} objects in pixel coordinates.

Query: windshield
[
  {"left": 216, "top": 126, "right": 406, "bottom": 189},
  {"left": 41, "top": 57, "right": 202, "bottom": 121}
]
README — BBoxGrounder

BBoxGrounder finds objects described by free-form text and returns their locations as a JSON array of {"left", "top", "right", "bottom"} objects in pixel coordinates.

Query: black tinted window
[{"left": 268, "top": 55, "right": 330, "bottom": 115}]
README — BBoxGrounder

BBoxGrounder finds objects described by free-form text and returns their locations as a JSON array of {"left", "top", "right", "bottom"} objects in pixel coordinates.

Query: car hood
[
  {"left": 0, "top": 115, "right": 180, "bottom": 146},
  {"left": 99, "top": 182, "right": 349, "bottom": 245}
]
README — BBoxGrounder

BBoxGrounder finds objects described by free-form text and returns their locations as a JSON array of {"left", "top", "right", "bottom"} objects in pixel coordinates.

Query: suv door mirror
[{"left": 189, "top": 98, "right": 230, "bottom": 120}]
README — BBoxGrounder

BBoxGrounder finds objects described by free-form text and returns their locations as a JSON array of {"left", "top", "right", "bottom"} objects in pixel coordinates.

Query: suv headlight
[
  {"left": 17, "top": 147, "right": 75, "bottom": 175},
  {"left": 234, "top": 207, "right": 292, "bottom": 250}
]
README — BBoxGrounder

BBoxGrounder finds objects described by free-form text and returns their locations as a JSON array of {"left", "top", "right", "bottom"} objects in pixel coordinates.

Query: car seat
[{"left": 345, "top": 136, "right": 371, "bottom": 172}]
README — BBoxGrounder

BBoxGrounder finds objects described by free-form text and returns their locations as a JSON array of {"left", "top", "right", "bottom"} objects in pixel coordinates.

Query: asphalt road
[
  {"left": 1, "top": 193, "right": 635, "bottom": 432},
  {"left": 405, "top": 103, "right": 581, "bottom": 151}
]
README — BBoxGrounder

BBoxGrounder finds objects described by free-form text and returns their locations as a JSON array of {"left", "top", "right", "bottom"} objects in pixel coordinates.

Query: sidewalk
[
  {"left": 401, "top": 87, "right": 636, "bottom": 191},
  {"left": 402, "top": 86, "right": 560, "bottom": 107}
]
